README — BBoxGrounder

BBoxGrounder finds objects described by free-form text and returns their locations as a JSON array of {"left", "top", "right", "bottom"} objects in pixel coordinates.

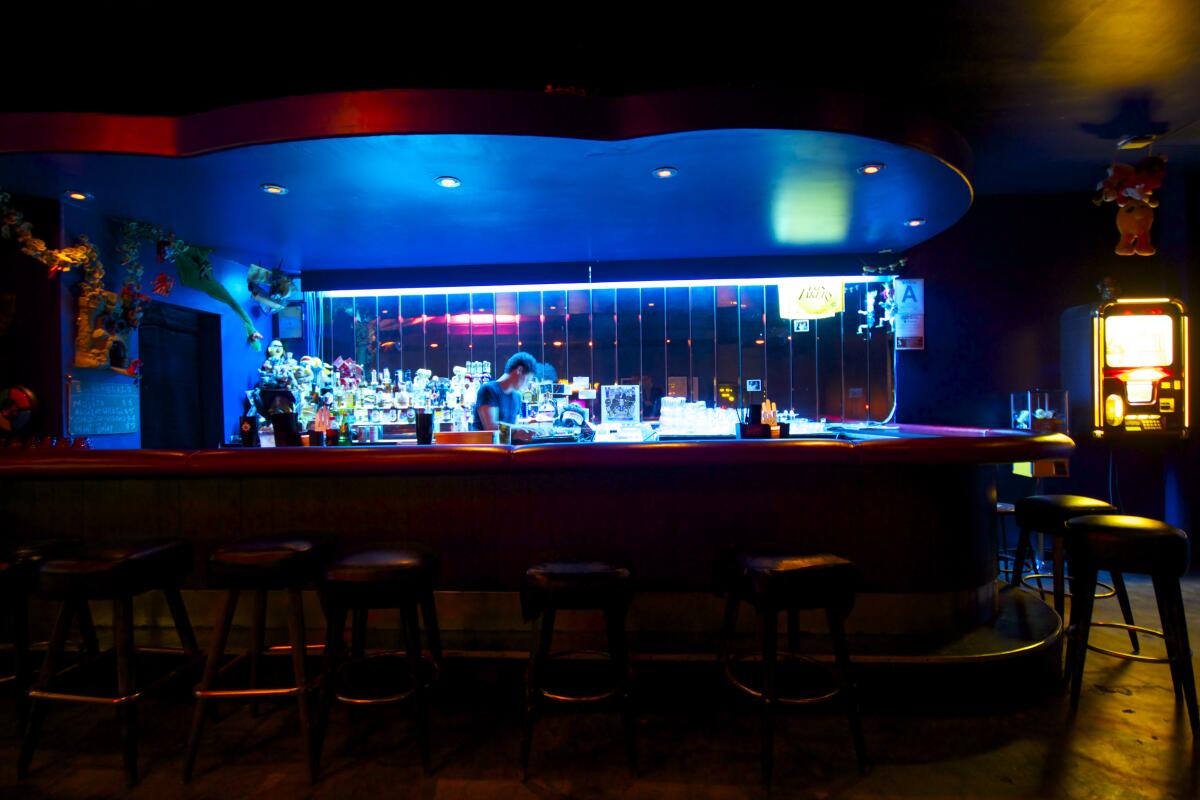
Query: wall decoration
[
  {"left": 247, "top": 262, "right": 297, "bottom": 312},
  {"left": 119, "top": 221, "right": 262, "bottom": 348},
  {"left": 601, "top": 384, "right": 641, "bottom": 424},
  {"left": 0, "top": 385, "right": 38, "bottom": 433},
  {"left": 1, "top": 191, "right": 102, "bottom": 277},
  {"left": 1092, "top": 155, "right": 1167, "bottom": 257}
]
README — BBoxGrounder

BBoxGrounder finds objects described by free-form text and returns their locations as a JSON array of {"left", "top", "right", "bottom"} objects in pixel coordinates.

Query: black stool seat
[
  {"left": 716, "top": 550, "right": 867, "bottom": 788},
  {"left": 325, "top": 545, "right": 437, "bottom": 589},
  {"left": 1063, "top": 515, "right": 1197, "bottom": 735},
  {"left": 209, "top": 536, "right": 333, "bottom": 588},
  {"left": 1066, "top": 515, "right": 1189, "bottom": 576},
  {"left": 38, "top": 539, "right": 193, "bottom": 599},
  {"left": 724, "top": 552, "right": 856, "bottom": 613},
  {"left": 1015, "top": 495, "right": 1117, "bottom": 530},
  {"left": 0, "top": 541, "right": 80, "bottom": 595},
  {"left": 521, "top": 559, "right": 631, "bottom": 617}
]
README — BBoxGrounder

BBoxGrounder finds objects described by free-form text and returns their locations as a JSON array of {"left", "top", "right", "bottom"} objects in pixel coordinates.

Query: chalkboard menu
[{"left": 68, "top": 373, "right": 140, "bottom": 436}]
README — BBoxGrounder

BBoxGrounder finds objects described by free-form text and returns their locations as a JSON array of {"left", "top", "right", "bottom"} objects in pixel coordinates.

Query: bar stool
[
  {"left": 1, "top": 540, "right": 100, "bottom": 728},
  {"left": 17, "top": 539, "right": 199, "bottom": 786},
  {"left": 519, "top": 558, "right": 635, "bottom": 780},
  {"left": 183, "top": 535, "right": 335, "bottom": 783},
  {"left": 716, "top": 550, "right": 867, "bottom": 789},
  {"left": 1010, "top": 495, "right": 1139, "bottom": 653},
  {"left": 315, "top": 545, "right": 443, "bottom": 776},
  {"left": 1063, "top": 515, "right": 1197, "bottom": 734}
]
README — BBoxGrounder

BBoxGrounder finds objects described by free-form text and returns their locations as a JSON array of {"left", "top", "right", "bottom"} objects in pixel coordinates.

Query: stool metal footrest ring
[
  {"left": 535, "top": 649, "right": 626, "bottom": 704},
  {"left": 1020, "top": 573, "right": 1116, "bottom": 600},
  {"left": 1085, "top": 622, "right": 1165, "bottom": 663},
  {"left": 333, "top": 650, "right": 440, "bottom": 705},
  {"left": 722, "top": 653, "right": 841, "bottom": 706}
]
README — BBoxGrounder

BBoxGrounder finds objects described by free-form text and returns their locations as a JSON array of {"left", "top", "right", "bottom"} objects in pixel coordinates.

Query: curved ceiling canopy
[{"left": 0, "top": 89, "right": 972, "bottom": 275}]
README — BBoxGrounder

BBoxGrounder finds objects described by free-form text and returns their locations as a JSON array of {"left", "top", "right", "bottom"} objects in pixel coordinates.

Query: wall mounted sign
[
  {"left": 777, "top": 278, "right": 845, "bottom": 320},
  {"left": 67, "top": 372, "right": 140, "bottom": 436},
  {"left": 894, "top": 278, "right": 925, "bottom": 350}
]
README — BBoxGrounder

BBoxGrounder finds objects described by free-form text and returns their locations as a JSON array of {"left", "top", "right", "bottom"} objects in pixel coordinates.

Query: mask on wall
[{"left": 74, "top": 288, "right": 127, "bottom": 369}]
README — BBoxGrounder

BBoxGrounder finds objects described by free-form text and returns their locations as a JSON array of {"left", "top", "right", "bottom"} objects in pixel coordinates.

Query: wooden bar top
[{"left": 0, "top": 427, "right": 1073, "bottom": 479}]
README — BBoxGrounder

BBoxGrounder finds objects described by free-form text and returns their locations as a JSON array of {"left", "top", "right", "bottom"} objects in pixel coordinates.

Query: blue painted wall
[{"left": 60, "top": 204, "right": 271, "bottom": 448}]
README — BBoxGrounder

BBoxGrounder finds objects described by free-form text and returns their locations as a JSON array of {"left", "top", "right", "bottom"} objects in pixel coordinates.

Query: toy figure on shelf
[{"left": 857, "top": 282, "right": 897, "bottom": 335}]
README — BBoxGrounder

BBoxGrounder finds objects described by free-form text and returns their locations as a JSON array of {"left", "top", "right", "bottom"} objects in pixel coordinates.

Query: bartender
[{"left": 473, "top": 351, "right": 538, "bottom": 433}]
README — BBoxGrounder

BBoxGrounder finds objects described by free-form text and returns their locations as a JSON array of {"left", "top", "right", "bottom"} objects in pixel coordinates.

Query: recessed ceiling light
[
  {"left": 435, "top": 176, "right": 462, "bottom": 188},
  {"left": 857, "top": 163, "right": 885, "bottom": 175},
  {"left": 64, "top": 190, "right": 93, "bottom": 202},
  {"left": 653, "top": 167, "right": 678, "bottom": 179},
  {"left": 261, "top": 184, "right": 288, "bottom": 195},
  {"left": 905, "top": 218, "right": 926, "bottom": 227},
  {"left": 429, "top": 342, "right": 439, "bottom": 348}
]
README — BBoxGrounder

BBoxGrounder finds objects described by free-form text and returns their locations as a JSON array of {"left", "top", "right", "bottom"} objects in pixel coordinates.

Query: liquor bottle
[{"left": 338, "top": 413, "right": 351, "bottom": 446}]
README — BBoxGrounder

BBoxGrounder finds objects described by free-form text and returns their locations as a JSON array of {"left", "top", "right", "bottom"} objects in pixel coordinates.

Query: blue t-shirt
[{"left": 472, "top": 380, "right": 521, "bottom": 430}]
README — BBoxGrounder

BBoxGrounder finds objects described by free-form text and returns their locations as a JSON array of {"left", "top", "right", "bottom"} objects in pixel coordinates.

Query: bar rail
[{"left": 0, "top": 427, "right": 1072, "bottom": 479}]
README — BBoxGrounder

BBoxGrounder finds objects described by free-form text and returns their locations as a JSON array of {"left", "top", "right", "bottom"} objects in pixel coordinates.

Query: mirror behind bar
[{"left": 295, "top": 281, "right": 896, "bottom": 421}]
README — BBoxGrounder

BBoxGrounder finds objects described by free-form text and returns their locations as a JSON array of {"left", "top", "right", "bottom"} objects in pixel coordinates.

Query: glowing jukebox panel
[{"left": 1094, "top": 298, "right": 1189, "bottom": 437}]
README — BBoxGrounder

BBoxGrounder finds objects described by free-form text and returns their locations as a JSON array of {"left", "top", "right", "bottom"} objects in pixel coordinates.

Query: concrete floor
[{"left": 1, "top": 575, "right": 1197, "bottom": 799}]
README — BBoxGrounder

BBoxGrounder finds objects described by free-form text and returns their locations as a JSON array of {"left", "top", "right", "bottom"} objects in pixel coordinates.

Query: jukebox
[{"left": 1062, "top": 298, "right": 1189, "bottom": 439}]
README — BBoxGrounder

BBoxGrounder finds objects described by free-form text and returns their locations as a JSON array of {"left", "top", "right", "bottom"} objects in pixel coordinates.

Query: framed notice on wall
[
  {"left": 67, "top": 372, "right": 140, "bottom": 436},
  {"left": 894, "top": 278, "right": 926, "bottom": 350}
]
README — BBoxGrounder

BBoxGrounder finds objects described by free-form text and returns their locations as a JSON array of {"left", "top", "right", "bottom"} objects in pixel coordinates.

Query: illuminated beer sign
[{"left": 777, "top": 278, "right": 845, "bottom": 320}]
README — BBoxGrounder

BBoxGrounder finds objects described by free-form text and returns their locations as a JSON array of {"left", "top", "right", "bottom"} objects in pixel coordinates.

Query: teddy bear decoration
[{"left": 1093, "top": 155, "right": 1167, "bottom": 256}]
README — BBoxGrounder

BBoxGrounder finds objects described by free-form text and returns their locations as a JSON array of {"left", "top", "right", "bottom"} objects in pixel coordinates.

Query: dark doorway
[{"left": 138, "top": 303, "right": 223, "bottom": 449}]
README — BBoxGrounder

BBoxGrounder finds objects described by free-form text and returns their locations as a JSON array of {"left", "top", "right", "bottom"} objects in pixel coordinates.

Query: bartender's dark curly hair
[{"left": 504, "top": 351, "right": 539, "bottom": 376}]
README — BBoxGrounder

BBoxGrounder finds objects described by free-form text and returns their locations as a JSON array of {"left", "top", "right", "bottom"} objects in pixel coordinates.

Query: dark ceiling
[{"left": 5, "top": 2, "right": 1199, "bottom": 195}]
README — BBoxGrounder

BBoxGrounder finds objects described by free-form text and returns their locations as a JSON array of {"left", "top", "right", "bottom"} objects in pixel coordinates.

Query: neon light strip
[
  {"left": 1184, "top": 315, "right": 1190, "bottom": 430},
  {"left": 1114, "top": 297, "right": 1172, "bottom": 304},
  {"left": 319, "top": 275, "right": 891, "bottom": 298},
  {"left": 1093, "top": 316, "right": 1101, "bottom": 429}
]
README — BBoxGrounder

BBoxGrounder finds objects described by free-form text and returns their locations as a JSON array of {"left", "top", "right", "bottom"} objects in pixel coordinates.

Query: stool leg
[
  {"left": 828, "top": 608, "right": 868, "bottom": 771},
  {"left": 1152, "top": 576, "right": 1184, "bottom": 701},
  {"left": 605, "top": 604, "right": 636, "bottom": 775},
  {"left": 421, "top": 590, "right": 443, "bottom": 670},
  {"left": 351, "top": 608, "right": 368, "bottom": 660},
  {"left": 18, "top": 597, "right": 78, "bottom": 779},
  {"left": 249, "top": 589, "right": 267, "bottom": 718},
  {"left": 315, "top": 599, "right": 347, "bottom": 776},
  {"left": 760, "top": 608, "right": 779, "bottom": 789},
  {"left": 402, "top": 601, "right": 432, "bottom": 775},
  {"left": 75, "top": 601, "right": 100, "bottom": 657},
  {"left": 12, "top": 593, "right": 31, "bottom": 732},
  {"left": 719, "top": 592, "right": 739, "bottom": 664},
  {"left": 1067, "top": 567, "right": 1098, "bottom": 716},
  {"left": 114, "top": 596, "right": 139, "bottom": 787},
  {"left": 285, "top": 588, "right": 318, "bottom": 783},
  {"left": 1109, "top": 572, "right": 1139, "bottom": 654},
  {"left": 1051, "top": 537, "right": 1066, "bottom": 621},
  {"left": 521, "top": 609, "right": 555, "bottom": 781},
  {"left": 163, "top": 584, "right": 200, "bottom": 657},
  {"left": 183, "top": 589, "right": 239, "bottom": 783},
  {"left": 1010, "top": 527, "right": 1032, "bottom": 587},
  {"left": 1154, "top": 574, "right": 1200, "bottom": 735}
]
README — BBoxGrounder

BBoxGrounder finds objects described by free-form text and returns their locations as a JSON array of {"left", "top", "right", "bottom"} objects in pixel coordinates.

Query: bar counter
[{"left": 1, "top": 426, "right": 1072, "bottom": 642}]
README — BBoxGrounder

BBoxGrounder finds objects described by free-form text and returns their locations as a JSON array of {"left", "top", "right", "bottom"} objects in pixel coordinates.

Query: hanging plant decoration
[
  {"left": 118, "top": 220, "right": 263, "bottom": 350},
  {"left": 1, "top": 191, "right": 102, "bottom": 277},
  {"left": 1092, "top": 155, "right": 1167, "bottom": 256}
]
